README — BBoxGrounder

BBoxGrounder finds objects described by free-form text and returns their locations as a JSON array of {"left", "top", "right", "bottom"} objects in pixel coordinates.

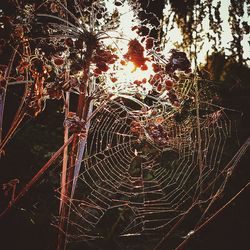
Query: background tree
[{"left": 0, "top": 1, "right": 249, "bottom": 250}]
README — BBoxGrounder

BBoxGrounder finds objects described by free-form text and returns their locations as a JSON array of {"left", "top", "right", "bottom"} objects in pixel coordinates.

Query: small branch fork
[{"left": 2, "top": 179, "right": 19, "bottom": 202}]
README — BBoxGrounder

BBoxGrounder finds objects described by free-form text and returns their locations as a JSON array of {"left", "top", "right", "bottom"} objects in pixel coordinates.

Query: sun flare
[
  {"left": 105, "top": 48, "right": 155, "bottom": 96},
  {"left": 116, "top": 60, "right": 154, "bottom": 83}
]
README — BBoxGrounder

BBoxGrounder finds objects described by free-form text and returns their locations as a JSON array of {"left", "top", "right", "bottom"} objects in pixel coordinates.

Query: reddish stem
[{"left": 0, "top": 135, "right": 74, "bottom": 220}]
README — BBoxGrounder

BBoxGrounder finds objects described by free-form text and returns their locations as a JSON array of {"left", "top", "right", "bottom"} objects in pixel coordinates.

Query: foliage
[{"left": 0, "top": 1, "right": 249, "bottom": 250}]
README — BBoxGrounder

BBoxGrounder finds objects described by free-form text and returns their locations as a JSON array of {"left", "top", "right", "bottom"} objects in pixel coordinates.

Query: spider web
[
  {"left": 0, "top": 1, "right": 243, "bottom": 249},
  {"left": 54, "top": 78, "right": 238, "bottom": 247}
]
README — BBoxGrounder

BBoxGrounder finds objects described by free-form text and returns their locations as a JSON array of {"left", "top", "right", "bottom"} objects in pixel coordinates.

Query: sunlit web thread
[
  {"left": 0, "top": 2, "right": 242, "bottom": 249},
  {"left": 53, "top": 89, "right": 235, "bottom": 243}
]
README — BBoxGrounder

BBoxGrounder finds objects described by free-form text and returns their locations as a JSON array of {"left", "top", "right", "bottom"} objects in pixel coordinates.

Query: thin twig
[
  {"left": 176, "top": 181, "right": 250, "bottom": 250},
  {"left": 153, "top": 204, "right": 197, "bottom": 250},
  {"left": 0, "top": 135, "right": 74, "bottom": 221},
  {"left": 154, "top": 136, "right": 250, "bottom": 250}
]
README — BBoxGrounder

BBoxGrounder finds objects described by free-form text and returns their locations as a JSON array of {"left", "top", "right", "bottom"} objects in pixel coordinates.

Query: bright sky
[
  {"left": 101, "top": 0, "right": 250, "bottom": 96},
  {"left": 163, "top": 0, "right": 250, "bottom": 64},
  {"left": 105, "top": 0, "right": 250, "bottom": 65}
]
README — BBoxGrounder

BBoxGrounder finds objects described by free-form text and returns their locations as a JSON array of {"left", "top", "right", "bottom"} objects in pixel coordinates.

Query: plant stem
[
  {"left": 176, "top": 181, "right": 250, "bottom": 250},
  {"left": 60, "top": 88, "right": 70, "bottom": 213},
  {"left": 57, "top": 42, "right": 95, "bottom": 250},
  {"left": 0, "top": 135, "right": 74, "bottom": 220},
  {"left": 0, "top": 48, "right": 18, "bottom": 144}
]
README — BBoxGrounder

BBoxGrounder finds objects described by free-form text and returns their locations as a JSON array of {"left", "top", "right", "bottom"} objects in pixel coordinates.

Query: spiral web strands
[
  {"left": 0, "top": 1, "right": 246, "bottom": 249},
  {"left": 53, "top": 79, "right": 237, "bottom": 248}
]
